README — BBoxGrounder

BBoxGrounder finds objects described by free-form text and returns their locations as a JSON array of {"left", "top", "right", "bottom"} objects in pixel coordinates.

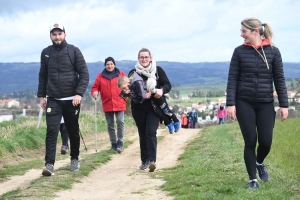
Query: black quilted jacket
[
  {"left": 37, "top": 41, "right": 89, "bottom": 98},
  {"left": 226, "top": 44, "right": 288, "bottom": 108}
]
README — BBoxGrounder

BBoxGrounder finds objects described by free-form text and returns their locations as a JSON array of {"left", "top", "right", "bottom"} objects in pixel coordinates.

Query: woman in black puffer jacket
[{"left": 226, "top": 18, "right": 288, "bottom": 190}]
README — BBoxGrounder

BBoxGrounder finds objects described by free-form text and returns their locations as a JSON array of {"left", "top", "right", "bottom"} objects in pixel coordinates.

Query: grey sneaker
[
  {"left": 70, "top": 159, "right": 80, "bottom": 171},
  {"left": 61, "top": 145, "right": 69, "bottom": 155},
  {"left": 247, "top": 180, "right": 259, "bottom": 189},
  {"left": 42, "top": 163, "right": 54, "bottom": 176},
  {"left": 256, "top": 163, "right": 269, "bottom": 181},
  {"left": 149, "top": 161, "right": 156, "bottom": 172},
  {"left": 116, "top": 141, "right": 123, "bottom": 153},
  {"left": 139, "top": 161, "right": 150, "bottom": 170}
]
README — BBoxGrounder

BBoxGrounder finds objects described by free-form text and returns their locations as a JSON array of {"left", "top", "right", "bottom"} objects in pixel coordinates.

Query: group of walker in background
[{"left": 180, "top": 104, "right": 227, "bottom": 128}]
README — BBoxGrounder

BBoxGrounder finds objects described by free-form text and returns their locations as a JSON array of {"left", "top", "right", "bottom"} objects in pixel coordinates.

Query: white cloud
[{"left": 0, "top": 0, "right": 299, "bottom": 62}]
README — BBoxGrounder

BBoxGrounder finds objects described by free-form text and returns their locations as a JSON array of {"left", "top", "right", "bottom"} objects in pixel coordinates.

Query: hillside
[{"left": 0, "top": 61, "right": 300, "bottom": 93}]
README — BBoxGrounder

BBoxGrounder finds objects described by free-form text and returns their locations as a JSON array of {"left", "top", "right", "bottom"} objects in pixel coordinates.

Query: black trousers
[
  {"left": 236, "top": 99, "right": 276, "bottom": 180},
  {"left": 45, "top": 98, "right": 80, "bottom": 165},
  {"left": 60, "top": 123, "right": 69, "bottom": 146},
  {"left": 132, "top": 104, "right": 160, "bottom": 163}
]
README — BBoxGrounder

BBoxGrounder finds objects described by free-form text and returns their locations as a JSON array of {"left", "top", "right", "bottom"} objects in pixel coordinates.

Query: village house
[{"left": 0, "top": 99, "right": 20, "bottom": 108}]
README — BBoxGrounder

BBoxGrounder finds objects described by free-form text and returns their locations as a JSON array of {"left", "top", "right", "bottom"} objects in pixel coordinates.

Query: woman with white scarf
[{"left": 131, "top": 48, "right": 172, "bottom": 172}]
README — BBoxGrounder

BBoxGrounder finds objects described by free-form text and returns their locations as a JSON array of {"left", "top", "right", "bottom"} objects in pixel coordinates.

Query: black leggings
[{"left": 236, "top": 99, "right": 276, "bottom": 180}]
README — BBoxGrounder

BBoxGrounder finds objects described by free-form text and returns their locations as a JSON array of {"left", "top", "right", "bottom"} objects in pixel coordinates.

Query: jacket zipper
[
  {"left": 57, "top": 47, "right": 61, "bottom": 96},
  {"left": 254, "top": 49, "right": 258, "bottom": 102}
]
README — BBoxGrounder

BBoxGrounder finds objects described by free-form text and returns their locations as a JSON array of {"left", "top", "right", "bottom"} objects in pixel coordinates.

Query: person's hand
[
  {"left": 227, "top": 106, "right": 236, "bottom": 120},
  {"left": 145, "top": 92, "right": 151, "bottom": 99},
  {"left": 92, "top": 92, "right": 98, "bottom": 99},
  {"left": 40, "top": 97, "right": 47, "bottom": 110},
  {"left": 154, "top": 88, "right": 163, "bottom": 98},
  {"left": 279, "top": 107, "right": 288, "bottom": 122},
  {"left": 72, "top": 95, "right": 82, "bottom": 106}
]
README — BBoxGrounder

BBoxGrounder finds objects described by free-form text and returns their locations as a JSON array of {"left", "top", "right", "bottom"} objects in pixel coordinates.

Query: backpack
[
  {"left": 130, "top": 71, "right": 148, "bottom": 103},
  {"left": 128, "top": 68, "right": 159, "bottom": 86},
  {"left": 43, "top": 44, "right": 76, "bottom": 68}
]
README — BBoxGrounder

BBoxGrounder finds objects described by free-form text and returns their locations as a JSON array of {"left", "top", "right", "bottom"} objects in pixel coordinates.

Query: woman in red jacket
[{"left": 91, "top": 57, "right": 127, "bottom": 153}]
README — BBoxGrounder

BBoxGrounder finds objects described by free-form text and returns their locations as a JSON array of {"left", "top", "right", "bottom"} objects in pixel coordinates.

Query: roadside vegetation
[
  {"left": 0, "top": 112, "right": 135, "bottom": 180},
  {"left": 0, "top": 110, "right": 299, "bottom": 199},
  {"left": 159, "top": 118, "right": 300, "bottom": 199}
]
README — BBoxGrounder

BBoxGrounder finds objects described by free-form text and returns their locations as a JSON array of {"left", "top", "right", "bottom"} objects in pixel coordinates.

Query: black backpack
[{"left": 43, "top": 44, "right": 76, "bottom": 67}]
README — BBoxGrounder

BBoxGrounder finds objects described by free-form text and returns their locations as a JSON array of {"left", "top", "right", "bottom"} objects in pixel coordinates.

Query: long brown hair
[{"left": 241, "top": 18, "right": 274, "bottom": 45}]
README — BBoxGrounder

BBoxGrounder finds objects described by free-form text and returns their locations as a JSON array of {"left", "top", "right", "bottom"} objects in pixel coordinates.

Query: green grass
[
  {"left": 0, "top": 112, "right": 134, "bottom": 158},
  {"left": 160, "top": 118, "right": 300, "bottom": 199},
  {"left": 0, "top": 112, "right": 136, "bottom": 184},
  {"left": 173, "top": 84, "right": 226, "bottom": 96},
  {"left": 1, "top": 110, "right": 299, "bottom": 199}
]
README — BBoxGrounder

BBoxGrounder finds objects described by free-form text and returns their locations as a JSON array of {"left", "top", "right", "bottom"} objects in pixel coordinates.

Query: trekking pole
[
  {"left": 94, "top": 96, "right": 98, "bottom": 152},
  {"left": 79, "top": 129, "right": 88, "bottom": 151}
]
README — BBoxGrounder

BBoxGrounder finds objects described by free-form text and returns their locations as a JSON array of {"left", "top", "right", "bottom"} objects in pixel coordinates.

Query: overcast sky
[{"left": 0, "top": 0, "right": 299, "bottom": 63}]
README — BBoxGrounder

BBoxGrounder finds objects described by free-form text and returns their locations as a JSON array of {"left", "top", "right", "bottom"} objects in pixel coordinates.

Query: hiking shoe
[
  {"left": 256, "top": 163, "right": 269, "bottom": 181},
  {"left": 174, "top": 121, "right": 181, "bottom": 132},
  {"left": 61, "top": 145, "right": 69, "bottom": 155},
  {"left": 110, "top": 143, "right": 117, "bottom": 151},
  {"left": 139, "top": 161, "right": 150, "bottom": 170},
  {"left": 116, "top": 141, "right": 123, "bottom": 153},
  {"left": 149, "top": 161, "right": 156, "bottom": 172},
  {"left": 167, "top": 122, "right": 175, "bottom": 134},
  {"left": 247, "top": 180, "right": 259, "bottom": 189},
  {"left": 42, "top": 163, "right": 54, "bottom": 176},
  {"left": 70, "top": 159, "right": 80, "bottom": 171}
]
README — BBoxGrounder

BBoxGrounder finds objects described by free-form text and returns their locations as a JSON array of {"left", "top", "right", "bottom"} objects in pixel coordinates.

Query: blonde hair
[
  {"left": 241, "top": 18, "right": 274, "bottom": 45},
  {"left": 117, "top": 76, "right": 130, "bottom": 88},
  {"left": 138, "top": 48, "right": 152, "bottom": 58}
]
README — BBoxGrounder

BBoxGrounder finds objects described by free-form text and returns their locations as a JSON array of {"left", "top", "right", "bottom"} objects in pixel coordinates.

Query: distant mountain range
[{"left": 0, "top": 61, "right": 299, "bottom": 93}]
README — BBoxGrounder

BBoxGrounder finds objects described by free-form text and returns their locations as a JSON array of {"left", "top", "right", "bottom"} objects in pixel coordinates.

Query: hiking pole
[
  {"left": 79, "top": 129, "right": 88, "bottom": 151},
  {"left": 94, "top": 97, "right": 98, "bottom": 152}
]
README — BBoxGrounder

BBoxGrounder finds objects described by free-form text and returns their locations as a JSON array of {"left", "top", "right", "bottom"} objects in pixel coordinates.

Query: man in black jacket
[{"left": 37, "top": 23, "right": 89, "bottom": 176}]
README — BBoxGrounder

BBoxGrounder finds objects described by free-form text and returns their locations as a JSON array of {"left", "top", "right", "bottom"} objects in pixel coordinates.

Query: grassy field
[
  {"left": 159, "top": 118, "right": 300, "bottom": 199},
  {"left": 0, "top": 113, "right": 299, "bottom": 199},
  {"left": 173, "top": 84, "right": 226, "bottom": 96}
]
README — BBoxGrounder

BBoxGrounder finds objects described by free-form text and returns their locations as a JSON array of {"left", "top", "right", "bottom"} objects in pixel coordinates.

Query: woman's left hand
[
  {"left": 279, "top": 107, "right": 288, "bottom": 121},
  {"left": 154, "top": 89, "right": 163, "bottom": 98}
]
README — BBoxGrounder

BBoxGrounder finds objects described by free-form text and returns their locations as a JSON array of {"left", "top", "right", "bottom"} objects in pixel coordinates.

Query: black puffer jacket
[
  {"left": 130, "top": 66, "right": 172, "bottom": 111},
  {"left": 37, "top": 41, "right": 89, "bottom": 98},
  {"left": 226, "top": 44, "right": 288, "bottom": 108}
]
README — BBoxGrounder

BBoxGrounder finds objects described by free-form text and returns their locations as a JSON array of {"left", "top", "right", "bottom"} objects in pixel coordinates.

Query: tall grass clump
[
  {"left": 161, "top": 119, "right": 300, "bottom": 199},
  {"left": 0, "top": 112, "right": 135, "bottom": 159},
  {"left": 0, "top": 118, "right": 46, "bottom": 157}
]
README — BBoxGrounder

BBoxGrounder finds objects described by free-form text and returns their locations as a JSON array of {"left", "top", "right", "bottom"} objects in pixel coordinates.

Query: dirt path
[
  {"left": 54, "top": 128, "right": 199, "bottom": 200},
  {"left": 0, "top": 128, "right": 199, "bottom": 199}
]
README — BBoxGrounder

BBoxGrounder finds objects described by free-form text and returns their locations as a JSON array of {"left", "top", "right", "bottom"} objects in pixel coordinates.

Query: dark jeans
[
  {"left": 236, "top": 99, "right": 276, "bottom": 180},
  {"left": 218, "top": 118, "right": 225, "bottom": 124},
  {"left": 45, "top": 98, "right": 80, "bottom": 165},
  {"left": 132, "top": 104, "right": 160, "bottom": 163}
]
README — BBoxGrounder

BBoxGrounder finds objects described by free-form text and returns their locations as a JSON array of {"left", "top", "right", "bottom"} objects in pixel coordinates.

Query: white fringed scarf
[{"left": 135, "top": 60, "right": 157, "bottom": 93}]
